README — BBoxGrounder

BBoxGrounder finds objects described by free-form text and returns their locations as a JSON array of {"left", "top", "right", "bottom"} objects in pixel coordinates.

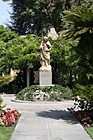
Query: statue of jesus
[{"left": 39, "top": 37, "right": 52, "bottom": 72}]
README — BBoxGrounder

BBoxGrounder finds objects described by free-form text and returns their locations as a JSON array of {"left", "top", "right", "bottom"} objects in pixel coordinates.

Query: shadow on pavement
[{"left": 36, "top": 110, "right": 79, "bottom": 124}]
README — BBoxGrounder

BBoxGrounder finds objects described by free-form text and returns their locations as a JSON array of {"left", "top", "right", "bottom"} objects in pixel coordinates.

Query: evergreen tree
[
  {"left": 7, "top": 0, "right": 32, "bottom": 35},
  {"left": 7, "top": 0, "right": 72, "bottom": 35}
]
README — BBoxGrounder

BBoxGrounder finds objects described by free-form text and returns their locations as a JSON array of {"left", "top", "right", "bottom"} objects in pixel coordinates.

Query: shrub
[{"left": 16, "top": 84, "right": 73, "bottom": 101}]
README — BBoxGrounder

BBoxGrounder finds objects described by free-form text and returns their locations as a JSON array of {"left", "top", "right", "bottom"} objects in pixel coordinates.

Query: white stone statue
[{"left": 39, "top": 37, "right": 52, "bottom": 72}]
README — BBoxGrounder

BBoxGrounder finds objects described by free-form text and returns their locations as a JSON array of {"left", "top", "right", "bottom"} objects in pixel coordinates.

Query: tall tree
[
  {"left": 7, "top": 0, "right": 30, "bottom": 35},
  {"left": 7, "top": 0, "right": 72, "bottom": 35},
  {"left": 64, "top": 6, "right": 93, "bottom": 105},
  {"left": 64, "top": 6, "right": 93, "bottom": 77}
]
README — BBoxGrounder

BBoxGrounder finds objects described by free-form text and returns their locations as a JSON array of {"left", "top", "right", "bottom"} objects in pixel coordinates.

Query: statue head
[{"left": 44, "top": 36, "right": 48, "bottom": 43}]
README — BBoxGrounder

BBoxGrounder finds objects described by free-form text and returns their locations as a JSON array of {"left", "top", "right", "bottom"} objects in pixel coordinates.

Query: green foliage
[
  {"left": 0, "top": 71, "right": 26, "bottom": 94},
  {"left": 73, "top": 84, "right": 93, "bottom": 106},
  {"left": 7, "top": 0, "right": 93, "bottom": 35},
  {"left": 0, "top": 26, "right": 78, "bottom": 87},
  {"left": 64, "top": 6, "right": 93, "bottom": 84},
  {"left": 0, "top": 25, "right": 18, "bottom": 42},
  {"left": 0, "top": 96, "right": 7, "bottom": 110},
  {"left": 1, "top": 34, "right": 42, "bottom": 70},
  {"left": 7, "top": 0, "right": 72, "bottom": 35},
  {"left": 64, "top": 6, "right": 93, "bottom": 109},
  {"left": 72, "top": 0, "right": 93, "bottom": 8},
  {"left": 0, "top": 75, "right": 13, "bottom": 87},
  {"left": 50, "top": 36, "right": 78, "bottom": 86},
  {"left": 16, "top": 85, "right": 73, "bottom": 101},
  {"left": 0, "top": 25, "right": 19, "bottom": 72},
  {"left": 64, "top": 7, "right": 93, "bottom": 39}
]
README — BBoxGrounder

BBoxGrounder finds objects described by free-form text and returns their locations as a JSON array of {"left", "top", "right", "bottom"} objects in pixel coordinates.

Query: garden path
[{"left": 2, "top": 95, "right": 92, "bottom": 140}]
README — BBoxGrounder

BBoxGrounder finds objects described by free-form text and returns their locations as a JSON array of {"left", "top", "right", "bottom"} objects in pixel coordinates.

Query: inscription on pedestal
[{"left": 39, "top": 72, "right": 52, "bottom": 86}]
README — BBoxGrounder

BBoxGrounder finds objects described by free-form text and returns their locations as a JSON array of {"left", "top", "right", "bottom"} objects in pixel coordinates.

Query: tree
[
  {"left": 0, "top": 25, "right": 18, "bottom": 72},
  {"left": 64, "top": 6, "right": 93, "bottom": 80},
  {"left": 64, "top": 6, "right": 93, "bottom": 106},
  {"left": 50, "top": 36, "right": 78, "bottom": 86},
  {"left": 0, "top": 25, "right": 78, "bottom": 87},
  {"left": 7, "top": 0, "right": 72, "bottom": 35}
]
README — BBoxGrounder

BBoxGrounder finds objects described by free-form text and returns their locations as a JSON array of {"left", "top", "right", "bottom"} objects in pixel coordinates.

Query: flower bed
[
  {"left": 67, "top": 98, "right": 93, "bottom": 127},
  {"left": 0, "top": 108, "right": 20, "bottom": 127},
  {"left": 74, "top": 110, "right": 93, "bottom": 127}
]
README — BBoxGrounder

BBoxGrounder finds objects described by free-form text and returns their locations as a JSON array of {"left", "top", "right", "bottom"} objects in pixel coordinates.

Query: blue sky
[{"left": 0, "top": 0, "right": 12, "bottom": 27}]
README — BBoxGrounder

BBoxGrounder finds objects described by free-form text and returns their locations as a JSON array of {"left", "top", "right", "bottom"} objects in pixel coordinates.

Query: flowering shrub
[
  {"left": 16, "top": 84, "right": 73, "bottom": 101},
  {"left": 68, "top": 97, "right": 93, "bottom": 127},
  {"left": 0, "top": 108, "right": 19, "bottom": 127},
  {"left": 74, "top": 110, "right": 93, "bottom": 127}
]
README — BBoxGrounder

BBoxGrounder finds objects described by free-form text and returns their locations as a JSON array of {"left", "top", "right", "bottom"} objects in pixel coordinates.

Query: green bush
[
  {"left": 16, "top": 85, "right": 73, "bottom": 101},
  {"left": 72, "top": 84, "right": 93, "bottom": 111}
]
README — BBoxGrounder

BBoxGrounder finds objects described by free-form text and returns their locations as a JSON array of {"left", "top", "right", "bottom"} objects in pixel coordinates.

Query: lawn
[
  {"left": 0, "top": 127, "right": 15, "bottom": 140},
  {"left": 85, "top": 127, "right": 93, "bottom": 139}
]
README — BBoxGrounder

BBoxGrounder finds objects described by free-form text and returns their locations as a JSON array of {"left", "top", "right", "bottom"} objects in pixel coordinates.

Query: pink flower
[
  {"left": 6, "top": 83, "right": 9, "bottom": 85},
  {"left": 84, "top": 122, "right": 87, "bottom": 125},
  {"left": 6, "top": 121, "right": 8, "bottom": 126},
  {"left": 87, "top": 117, "right": 90, "bottom": 120},
  {"left": 2, "top": 115, "right": 6, "bottom": 121}
]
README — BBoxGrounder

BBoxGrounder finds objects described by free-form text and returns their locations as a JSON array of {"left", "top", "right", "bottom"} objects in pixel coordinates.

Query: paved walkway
[{"left": 2, "top": 95, "right": 92, "bottom": 140}]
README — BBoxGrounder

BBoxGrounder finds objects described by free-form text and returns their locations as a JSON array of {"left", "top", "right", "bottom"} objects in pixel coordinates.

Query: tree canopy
[
  {"left": 64, "top": 6, "right": 93, "bottom": 105},
  {"left": 7, "top": 0, "right": 72, "bottom": 35},
  {"left": 6, "top": 0, "right": 93, "bottom": 35}
]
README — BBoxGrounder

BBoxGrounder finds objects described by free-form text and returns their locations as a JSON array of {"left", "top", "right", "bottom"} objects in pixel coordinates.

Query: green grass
[
  {"left": 0, "top": 127, "right": 15, "bottom": 140},
  {"left": 85, "top": 127, "right": 93, "bottom": 139}
]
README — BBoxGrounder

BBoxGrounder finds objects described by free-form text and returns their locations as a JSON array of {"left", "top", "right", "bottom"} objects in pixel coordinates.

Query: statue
[{"left": 39, "top": 37, "right": 52, "bottom": 72}]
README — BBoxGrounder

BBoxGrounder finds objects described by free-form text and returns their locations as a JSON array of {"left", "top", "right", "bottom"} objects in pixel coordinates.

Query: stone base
[
  {"left": 39, "top": 72, "right": 52, "bottom": 86},
  {"left": 39, "top": 65, "right": 52, "bottom": 72}
]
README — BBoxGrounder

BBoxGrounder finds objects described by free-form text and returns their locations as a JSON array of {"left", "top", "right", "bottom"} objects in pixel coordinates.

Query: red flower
[
  {"left": 6, "top": 115, "right": 9, "bottom": 119},
  {"left": 6, "top": 83, "right": 9, "bottom": 85},
  {"left": 42, "top": 42, "right": 45, "bottom": 46},
  {"left": 87, "top": 117, "right": 90, "bottom": 120}
]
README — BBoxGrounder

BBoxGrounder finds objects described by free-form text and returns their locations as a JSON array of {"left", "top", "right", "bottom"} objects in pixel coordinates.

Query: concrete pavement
[{"left": 2, "top": 95, "right": 92, "bottom": 140}]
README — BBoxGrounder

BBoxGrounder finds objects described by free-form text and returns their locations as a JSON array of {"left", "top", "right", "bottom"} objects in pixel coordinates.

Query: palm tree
[
  {"left": 64, "top": 6, "right": 93, "bottom": 83},
  {"left": 63, "top": 7, "right": 93, "bottom": 107}
]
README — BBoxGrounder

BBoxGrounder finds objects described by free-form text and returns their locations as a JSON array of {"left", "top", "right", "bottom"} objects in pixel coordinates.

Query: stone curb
[
  {"left": 11, "top": 99, "right": 73, "bottom": 104},
  {"left": 1, "top": 94, "right": 16, "bottom": 97}
]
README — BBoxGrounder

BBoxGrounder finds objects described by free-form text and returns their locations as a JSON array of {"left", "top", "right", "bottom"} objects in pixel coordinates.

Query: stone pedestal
[{"left": 39, "top": 72, "right": 52, "bottom": 86}]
